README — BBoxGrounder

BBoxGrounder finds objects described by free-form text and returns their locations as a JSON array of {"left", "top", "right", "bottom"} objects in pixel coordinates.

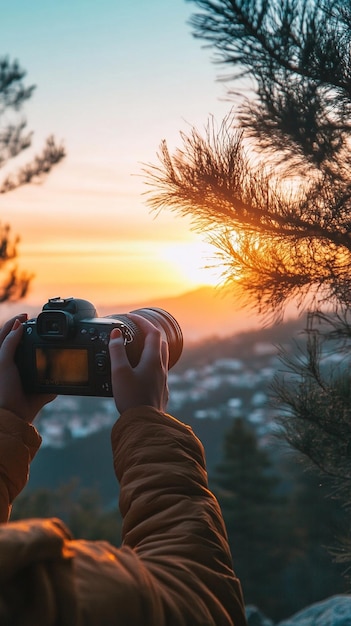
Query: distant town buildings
[{"left": 37, "top": 339, "right": 285, "bottom": 447}]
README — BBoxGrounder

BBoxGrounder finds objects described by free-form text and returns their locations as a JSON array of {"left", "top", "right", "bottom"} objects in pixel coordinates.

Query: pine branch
[
  {"left": 0, "top": 135, "right": 66, "bottom": 193},
  {"left": 144, "top": 117, "right": 351, "bottom": 312},
  {"left": 0, "top": 56, "right": 66, "bottom": 304},
  {"left": 188, "top": 0, "right": 351, "bottom": 168},
  {"left": 0, "top": 57, "right": 35, "bottom": 113}
]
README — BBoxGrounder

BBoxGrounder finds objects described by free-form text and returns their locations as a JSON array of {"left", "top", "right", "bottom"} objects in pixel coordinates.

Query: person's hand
[
  {"left": 0, "top": 314, "right": 56, "bottom": 423},
  {"left": 108, "top": 314, "right": 169, "bottom": 414}
]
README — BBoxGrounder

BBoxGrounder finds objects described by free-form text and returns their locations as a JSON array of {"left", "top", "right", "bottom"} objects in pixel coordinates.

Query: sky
[{"left": 0, "top": 0, "right": 232, "bottom": 311}]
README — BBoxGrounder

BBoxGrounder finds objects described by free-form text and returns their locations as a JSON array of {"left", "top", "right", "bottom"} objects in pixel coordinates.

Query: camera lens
[
  {"left": 130, "top": 307, "right": 183, "bottom": 368},
  {"left": 107, "top": 307, "right": 183, "bottom": 368}
]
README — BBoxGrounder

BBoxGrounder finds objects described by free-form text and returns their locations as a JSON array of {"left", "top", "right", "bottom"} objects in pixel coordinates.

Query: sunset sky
[{"left": 0, "top": 0, "right": 232, "bottom": 311}]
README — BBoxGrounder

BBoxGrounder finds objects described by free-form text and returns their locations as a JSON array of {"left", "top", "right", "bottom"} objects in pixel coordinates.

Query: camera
[{"left": 15, "top": 297, "right": 183, "bottom": 397}]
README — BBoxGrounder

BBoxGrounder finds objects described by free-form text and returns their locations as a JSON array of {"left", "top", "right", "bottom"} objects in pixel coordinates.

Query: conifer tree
[
  {"left": 144, "top": 0, "right": 351, "bottom": 511},
  {"left": 145, "top": 0, "right": 351, "bottom": 316},
  {"left": 215, "top": 419, "right": 347, "bottom": 619},
  {"left": 212, "top": 417, "right": 288, "bottom": 618},
  {"left": 0, "top": 56, "right": 65, "bottom": 302}
]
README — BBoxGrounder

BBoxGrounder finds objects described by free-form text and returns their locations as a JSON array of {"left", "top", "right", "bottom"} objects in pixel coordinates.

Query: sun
[{"left": 158, "top": 240, "right": 223, "bottom": 290}]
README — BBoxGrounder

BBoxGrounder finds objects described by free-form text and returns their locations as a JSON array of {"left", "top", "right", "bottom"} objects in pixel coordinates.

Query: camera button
[
  {"left": 88, "top": 327, "right": 98, "bottom": 340},
  {"left": 95, "top": 353, "right": 107, "bottom": 373},
  {"left": 99, "top": 331, "right": 108, "bottom": 344}
]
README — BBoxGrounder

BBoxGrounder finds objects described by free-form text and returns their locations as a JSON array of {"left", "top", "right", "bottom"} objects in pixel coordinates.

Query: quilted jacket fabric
[{"left": 0, "top": 406, "right": 247, "bottom": 626}]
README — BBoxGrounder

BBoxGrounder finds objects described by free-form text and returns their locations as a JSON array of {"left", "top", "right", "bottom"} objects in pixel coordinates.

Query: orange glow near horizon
[
  {"left": 14, "top": 232, "right": 224, "bottom": 309},
  {"left": 0, "top": 165, "right": 226, "bottom": 310},
  {"left": 0, "top": 0, "right": 241, "bottom": 334}
]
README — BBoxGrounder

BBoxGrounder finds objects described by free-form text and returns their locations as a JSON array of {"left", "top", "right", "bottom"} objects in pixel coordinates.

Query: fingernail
[
  {"left": 12, "top": 319, "right": 22, "bottom": 331},
  {"left": 111, "top": 328, "right": 122, "bottom": 340}
]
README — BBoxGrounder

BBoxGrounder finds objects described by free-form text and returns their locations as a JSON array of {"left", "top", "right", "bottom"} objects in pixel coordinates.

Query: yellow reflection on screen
[{"left": 36, "top": 348, "right": 88, "bottom": 385}]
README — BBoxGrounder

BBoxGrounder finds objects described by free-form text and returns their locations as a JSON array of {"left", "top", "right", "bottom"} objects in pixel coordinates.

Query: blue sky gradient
[{"left": 0, "top": 0, "right": 232, "bottom": 307}]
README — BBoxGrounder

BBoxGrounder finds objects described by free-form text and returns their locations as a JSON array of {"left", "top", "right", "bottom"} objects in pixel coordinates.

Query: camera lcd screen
[{"left": 36, "top": 348, "right": 89, "bottom": 386}]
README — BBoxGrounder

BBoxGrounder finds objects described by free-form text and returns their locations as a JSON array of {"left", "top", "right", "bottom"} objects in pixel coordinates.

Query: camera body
[{"left": 15, "top": 297, "right": 183, "bottom": 397}]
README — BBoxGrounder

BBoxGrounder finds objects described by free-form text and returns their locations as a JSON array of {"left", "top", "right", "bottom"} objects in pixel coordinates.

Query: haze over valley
[{"left": 0, "top": 285, "right": 301, "bottom": 342}]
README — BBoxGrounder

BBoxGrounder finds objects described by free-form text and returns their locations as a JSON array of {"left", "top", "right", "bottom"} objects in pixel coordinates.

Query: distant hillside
[
  {"left": 173, "top": 313, "right": 307, "bottom": 372},
  {"left": 98, "top": 286, "right": 302, "bottom": 342},
  {"left": 25, "top": 313, "right": 308, "bottom": 506},
  {"left": 26, "top": 415, "right": 234, "bottom": 507},
  {"left": 0, "top": 285, "right": 302, "bottom": 342}
]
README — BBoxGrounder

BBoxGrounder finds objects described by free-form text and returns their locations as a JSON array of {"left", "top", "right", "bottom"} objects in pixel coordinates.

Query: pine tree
[
  {"left": 213, "top": 418, "right": 348, "bottom": 619},
  {"left": 0, "top": 56, "right": 65, "bottom": 302},
  {"left": 144, "top": 0, "right": 351, "bottom": 314},
  {"left": 281, "top": 459, "right": 349, "bottom": 615},
  {"left": 12, "top": 482, "right": 123, "bottom": 547},
  {"left": 144, "top": 0, "right": 351, "bottom": 519},
  {"left": 272, "top": 308, "right": 351, "bottom": 502},
  {"left": 212, "top": 417, "right": 289, "bottom": 618}
]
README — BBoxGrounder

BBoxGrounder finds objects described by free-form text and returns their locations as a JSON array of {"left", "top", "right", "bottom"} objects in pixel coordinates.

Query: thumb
[
  {"left": 109, "top": 328, "right": 130, "bottom": 369},
  {"left": 1, "top": 319, "right": 23, "bottom": 361}
]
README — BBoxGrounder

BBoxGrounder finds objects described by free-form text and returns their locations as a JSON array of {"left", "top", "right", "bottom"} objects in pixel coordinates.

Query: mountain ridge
[
  {"left": 98, "top": 285, "right": 300, "bottom": 341},
  {"left": 0, "top": 285, "right": 300, "bottom": 341},
  {"left": 98, "top": 285, "right": 264, "bottom": 341}
]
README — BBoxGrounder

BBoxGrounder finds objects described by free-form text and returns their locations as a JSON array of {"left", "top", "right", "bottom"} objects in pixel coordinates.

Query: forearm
[
  {"left": 114, "top": 409, "right": 223, "bottom": 549},
  {"left": 112, "top": 407, "right": 247, "bottom": 626},
  {"left": 0, "top": 409, "right": 41, "bottom": 522}
]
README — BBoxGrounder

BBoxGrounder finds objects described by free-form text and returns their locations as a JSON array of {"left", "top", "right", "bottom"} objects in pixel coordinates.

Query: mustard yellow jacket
[{"left": 0, "top": 406, "right": 247, "bottom": 626}]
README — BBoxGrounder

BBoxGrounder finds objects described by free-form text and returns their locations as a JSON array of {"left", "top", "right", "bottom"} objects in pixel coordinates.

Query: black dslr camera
[{"left": 15, "top": 297, "right": 183, "bottom": 397}]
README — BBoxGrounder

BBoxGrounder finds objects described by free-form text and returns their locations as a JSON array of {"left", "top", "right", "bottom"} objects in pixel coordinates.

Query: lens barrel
[
  {"left": 107, "top": 307, "right": 183, "bottom": 369},
  {"left": 130, "top": 307, "right": 183, "bottom": 368}
]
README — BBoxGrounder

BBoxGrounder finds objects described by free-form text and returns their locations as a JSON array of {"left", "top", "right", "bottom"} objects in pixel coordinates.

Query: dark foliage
[
  {"left": 0, "top": 57, "right": 65, "bottom": 193},
  {"left": 188, "top": 0, "right": 351, "bottom": 172},
  {"left": 273, "top": 311, "right": 351, "bottom": 495},
  {"left": 144, "top": 114, "right": 351, "bottom": 317},
  {"left": 11, "top": 481, "right": 123, "bottom": 547},
  {"left": 0, "top": 56, "right": 65, "bottom": 302},
  {"left": 212, "top": 417, "right": 347, "bottom": 620},
  {"left": 143, "top": 0, "right": 351, "bottom": 584},
  {"left": 144, "top": 0, "right": 351, "bottom": 316}
]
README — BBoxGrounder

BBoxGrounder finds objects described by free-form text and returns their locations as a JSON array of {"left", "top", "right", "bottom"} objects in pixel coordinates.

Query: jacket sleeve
[
  {"left": 110, "top": 406, "right": 247, "bottom": 626},
  {"left": 0, "top": 409, "right": 41, "bottom": 523},
  {"left": 0, "top": 405, "right": 247, "bottom": 626}
]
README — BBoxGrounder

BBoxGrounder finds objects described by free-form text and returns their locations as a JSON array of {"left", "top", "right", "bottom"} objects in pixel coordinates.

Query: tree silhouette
[
  {"left": 144, "top": 0, "right": 351, "bottom": 561},
  {"left": 272, "top": 308, "right": 351, "bottom": 498},
  {"left": 144, "top": 0, "right": 351, "bottom": 316},
  {"left": 0, "top": 56, "right": 65, "bottom": 302},
  {"left": 212, "top": 417, "right": 289, "bottom": 618},
  {"left": 212, "top": 417, "right": 347, "bottom": 619},
  {"left": 11, "top": 481, "right": 123, "bottom": 547}
]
